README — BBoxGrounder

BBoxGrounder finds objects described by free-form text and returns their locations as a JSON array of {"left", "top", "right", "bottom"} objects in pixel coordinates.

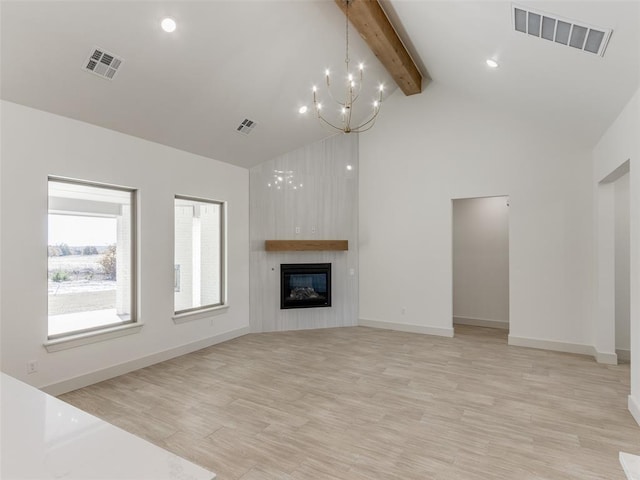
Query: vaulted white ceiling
[{"left": 2, "top": 1, "right": 638, "bottom": 168}]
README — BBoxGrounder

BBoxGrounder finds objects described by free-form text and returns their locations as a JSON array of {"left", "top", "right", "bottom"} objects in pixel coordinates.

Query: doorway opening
[
  {"left": 596, "top": 160, "right": 630, "bottom": 366},
  {"left": 452, "top": 196, "right": 510, "bottom": 337},
  {"left": 614, "top": 172, "right": 630, "bottom": 363}
]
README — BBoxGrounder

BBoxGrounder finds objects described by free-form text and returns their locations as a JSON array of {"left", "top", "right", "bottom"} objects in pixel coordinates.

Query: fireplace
[{"left": 280, "top": 263, "right": 331, "bottom": 309}]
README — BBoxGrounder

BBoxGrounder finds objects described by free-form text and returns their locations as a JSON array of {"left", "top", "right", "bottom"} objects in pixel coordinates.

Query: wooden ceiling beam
[{"left": 335, "top": 0, "right": 426, "bottom": 96}]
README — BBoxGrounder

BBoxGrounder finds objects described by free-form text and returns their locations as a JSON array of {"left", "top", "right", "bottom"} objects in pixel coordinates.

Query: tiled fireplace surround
[{"left": 249, "top": 134, "right": 359, "bottom": 332}]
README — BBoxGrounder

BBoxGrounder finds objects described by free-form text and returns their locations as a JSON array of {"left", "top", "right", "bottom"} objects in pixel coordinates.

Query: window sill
[
  {"left": 173, "top": 305, "right": 229, "bottom": 324},
  {"left": 44, "top": 322, "right": 143, "bottom": 353}
]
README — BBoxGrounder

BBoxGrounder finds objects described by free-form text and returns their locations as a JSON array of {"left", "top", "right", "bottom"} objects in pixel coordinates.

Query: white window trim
[
  {"left": 47, "top": 176, "right": 138, "bottom": 343},
  {"left": 173, "top": 195, "right": 226, "bottom": 316},
  {"left": 172, "top": 304, "right": 230, "bottom": 324},
  {"left": 44, "top": 322, "right": 143, "bottom": 353}
]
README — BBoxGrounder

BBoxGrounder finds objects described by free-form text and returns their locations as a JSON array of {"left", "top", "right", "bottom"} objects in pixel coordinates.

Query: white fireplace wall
[{"left": 249, "top": 134, "right": 358, "bottom": 332}]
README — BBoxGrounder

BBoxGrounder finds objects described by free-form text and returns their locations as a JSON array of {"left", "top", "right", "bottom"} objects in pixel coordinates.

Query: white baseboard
[
  {"left": 508, "top": 334, "right": 617, "bottom": 364},
  {"left": 359, "top": 318, "right": 454, "bottom": 338},
  {"left": 619, "top": 452, "right": 640, "bottom": 480},
  {"left": 617, "top": 349, "right": 631, "bottom": 362},
  {"left": 594, "top": 349, "right": 618, "bottom": 365},
  {"left": 629, "top": 395, "right": 640, "bottom": 427},
  {"left": 508, "top": 334, "right": 594, "bottom": 356},
  {"left": 453, "top": 316, "right": 509, "bottom": 330},
  {"left": 42, "top": 326, "right": 250, "bottom": 396}
]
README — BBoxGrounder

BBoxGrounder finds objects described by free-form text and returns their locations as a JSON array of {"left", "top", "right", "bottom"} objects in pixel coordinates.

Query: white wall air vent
[
  {"left": 512, "top": 4, "right": 612, "bottom": 57},
  {"left": 83, "top": 47, "right": 123, "bottom": 80},
  {"left": 236, "top": 118, "right": 257, "bottom": 135}
]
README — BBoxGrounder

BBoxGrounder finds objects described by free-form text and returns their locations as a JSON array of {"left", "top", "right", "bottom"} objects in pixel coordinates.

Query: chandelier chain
[{"left": 345, "top": 0, "right": 350, "bottom": 68}]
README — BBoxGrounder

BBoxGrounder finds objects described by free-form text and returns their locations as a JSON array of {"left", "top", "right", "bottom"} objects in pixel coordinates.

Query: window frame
[
  {"left": 47, "top": 176, "right": 138, "bottom": 341},
  {"left": 173, "top": 194, "right": 226, "bottom": 317}
]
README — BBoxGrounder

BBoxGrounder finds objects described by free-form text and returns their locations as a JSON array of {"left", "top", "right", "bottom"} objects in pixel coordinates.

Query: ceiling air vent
[
  {"left": 236, "top": 118, "right": 257, "bottom": 135},
  {"left": 83, "top": 47, "right": 123, "bottom": 80},
  {"left": 512, "top": 4, "right": 612, "bottom": 57}
]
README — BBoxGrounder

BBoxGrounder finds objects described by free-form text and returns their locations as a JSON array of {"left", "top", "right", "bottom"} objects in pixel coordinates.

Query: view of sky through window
[{"left": 48, "top": 214, "right": 117, "bottom": 246}]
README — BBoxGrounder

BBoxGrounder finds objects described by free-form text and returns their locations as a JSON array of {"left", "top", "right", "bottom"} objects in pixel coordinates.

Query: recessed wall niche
[{"left": 249, "top": 134, "right": 358, "bottom": 332}]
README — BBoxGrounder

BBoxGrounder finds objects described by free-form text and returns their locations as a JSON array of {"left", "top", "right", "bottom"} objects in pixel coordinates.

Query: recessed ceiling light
[
  {"left": 298, "top": 106, "right": 308, "bottom": 114},
  {"left": 346, "top": 165, "right": 353, "bottom": 171},
  {"left": 161, "top": 18, "right": 177, "bottom": 33},
  {"left": 486, "top": 59, "right": 499, "bottom": 68}
]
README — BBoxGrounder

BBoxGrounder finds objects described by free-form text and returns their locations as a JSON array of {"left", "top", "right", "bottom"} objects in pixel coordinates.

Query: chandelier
[{"left": 311, "top": 0, "right": 384, "bottom": 133}]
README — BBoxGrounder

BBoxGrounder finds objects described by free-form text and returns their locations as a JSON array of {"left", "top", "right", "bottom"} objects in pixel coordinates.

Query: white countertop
[
  {"left": 1, "top": 373, "right": 215, "bottom": 480},
  {"left": 621, "top": 452, "right": 640, "bottom": 480}
]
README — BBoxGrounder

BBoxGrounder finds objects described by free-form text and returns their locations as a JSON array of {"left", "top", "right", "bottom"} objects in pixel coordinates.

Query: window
[
  {"left": 174, "top": 196, "right": 225, "bottom": 315},
  {"left": 48, "top": 178, "right": 136, "bottom": 338}
]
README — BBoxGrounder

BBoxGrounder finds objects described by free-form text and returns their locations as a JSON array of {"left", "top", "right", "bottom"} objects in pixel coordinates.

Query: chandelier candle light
[{"left": 311, "top": 0, "right": 384, "bottom": 133}]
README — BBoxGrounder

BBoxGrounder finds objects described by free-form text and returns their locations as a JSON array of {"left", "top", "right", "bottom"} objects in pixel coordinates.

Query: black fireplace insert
[{"left": 280, "top": 263, "right": 331, "bottom": 309}]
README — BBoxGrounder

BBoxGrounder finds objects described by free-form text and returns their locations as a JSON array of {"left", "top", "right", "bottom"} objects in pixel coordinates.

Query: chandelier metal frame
[{"left": 312, "top": 0, "right": 384, "bottom": 133}]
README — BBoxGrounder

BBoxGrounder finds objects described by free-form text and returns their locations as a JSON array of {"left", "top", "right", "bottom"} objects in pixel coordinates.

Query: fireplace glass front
[{"left": 280, "top": 263, "right": 331, "bottom": 309}]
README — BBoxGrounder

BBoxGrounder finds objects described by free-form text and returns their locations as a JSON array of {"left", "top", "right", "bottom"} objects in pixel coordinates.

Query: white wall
[
  {"left": 593, "top": 87, "right": 640, "bottom": 425},
  {"left": 452, "top": 196, "right": 509, "bottom": 328},
  {"left": 0, "top": 101, "right": 250, "bottom": 393},
  {"left": 359, "top": 83, "right": 594, "bottom": 349},
  {"left": 615, "top": 173, "right": 631, "bottom": 356}
]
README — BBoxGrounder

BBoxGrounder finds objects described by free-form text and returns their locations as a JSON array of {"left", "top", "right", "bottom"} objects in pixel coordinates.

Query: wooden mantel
[{"left": 265, "top": 240, "right": 348, "bottom": 252}]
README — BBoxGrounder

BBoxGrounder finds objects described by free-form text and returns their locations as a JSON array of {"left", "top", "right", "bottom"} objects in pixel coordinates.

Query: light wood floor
[{"left": 59, "top": 325, "right": 640, "bottom": 479}]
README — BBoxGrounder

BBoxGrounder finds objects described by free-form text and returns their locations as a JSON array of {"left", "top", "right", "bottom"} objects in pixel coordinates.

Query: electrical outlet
[
  {"left": 27, "top": 360, "right": 38, "bottom": 374},
  {"left": 295, "top": 226, "right": 301, "bottom": 234},
  {"left": 311, "top": 226, "right": 316, "bottom": 234},
  {"left": 401, "top": 307, "right": 406, "bottom": 315}
]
